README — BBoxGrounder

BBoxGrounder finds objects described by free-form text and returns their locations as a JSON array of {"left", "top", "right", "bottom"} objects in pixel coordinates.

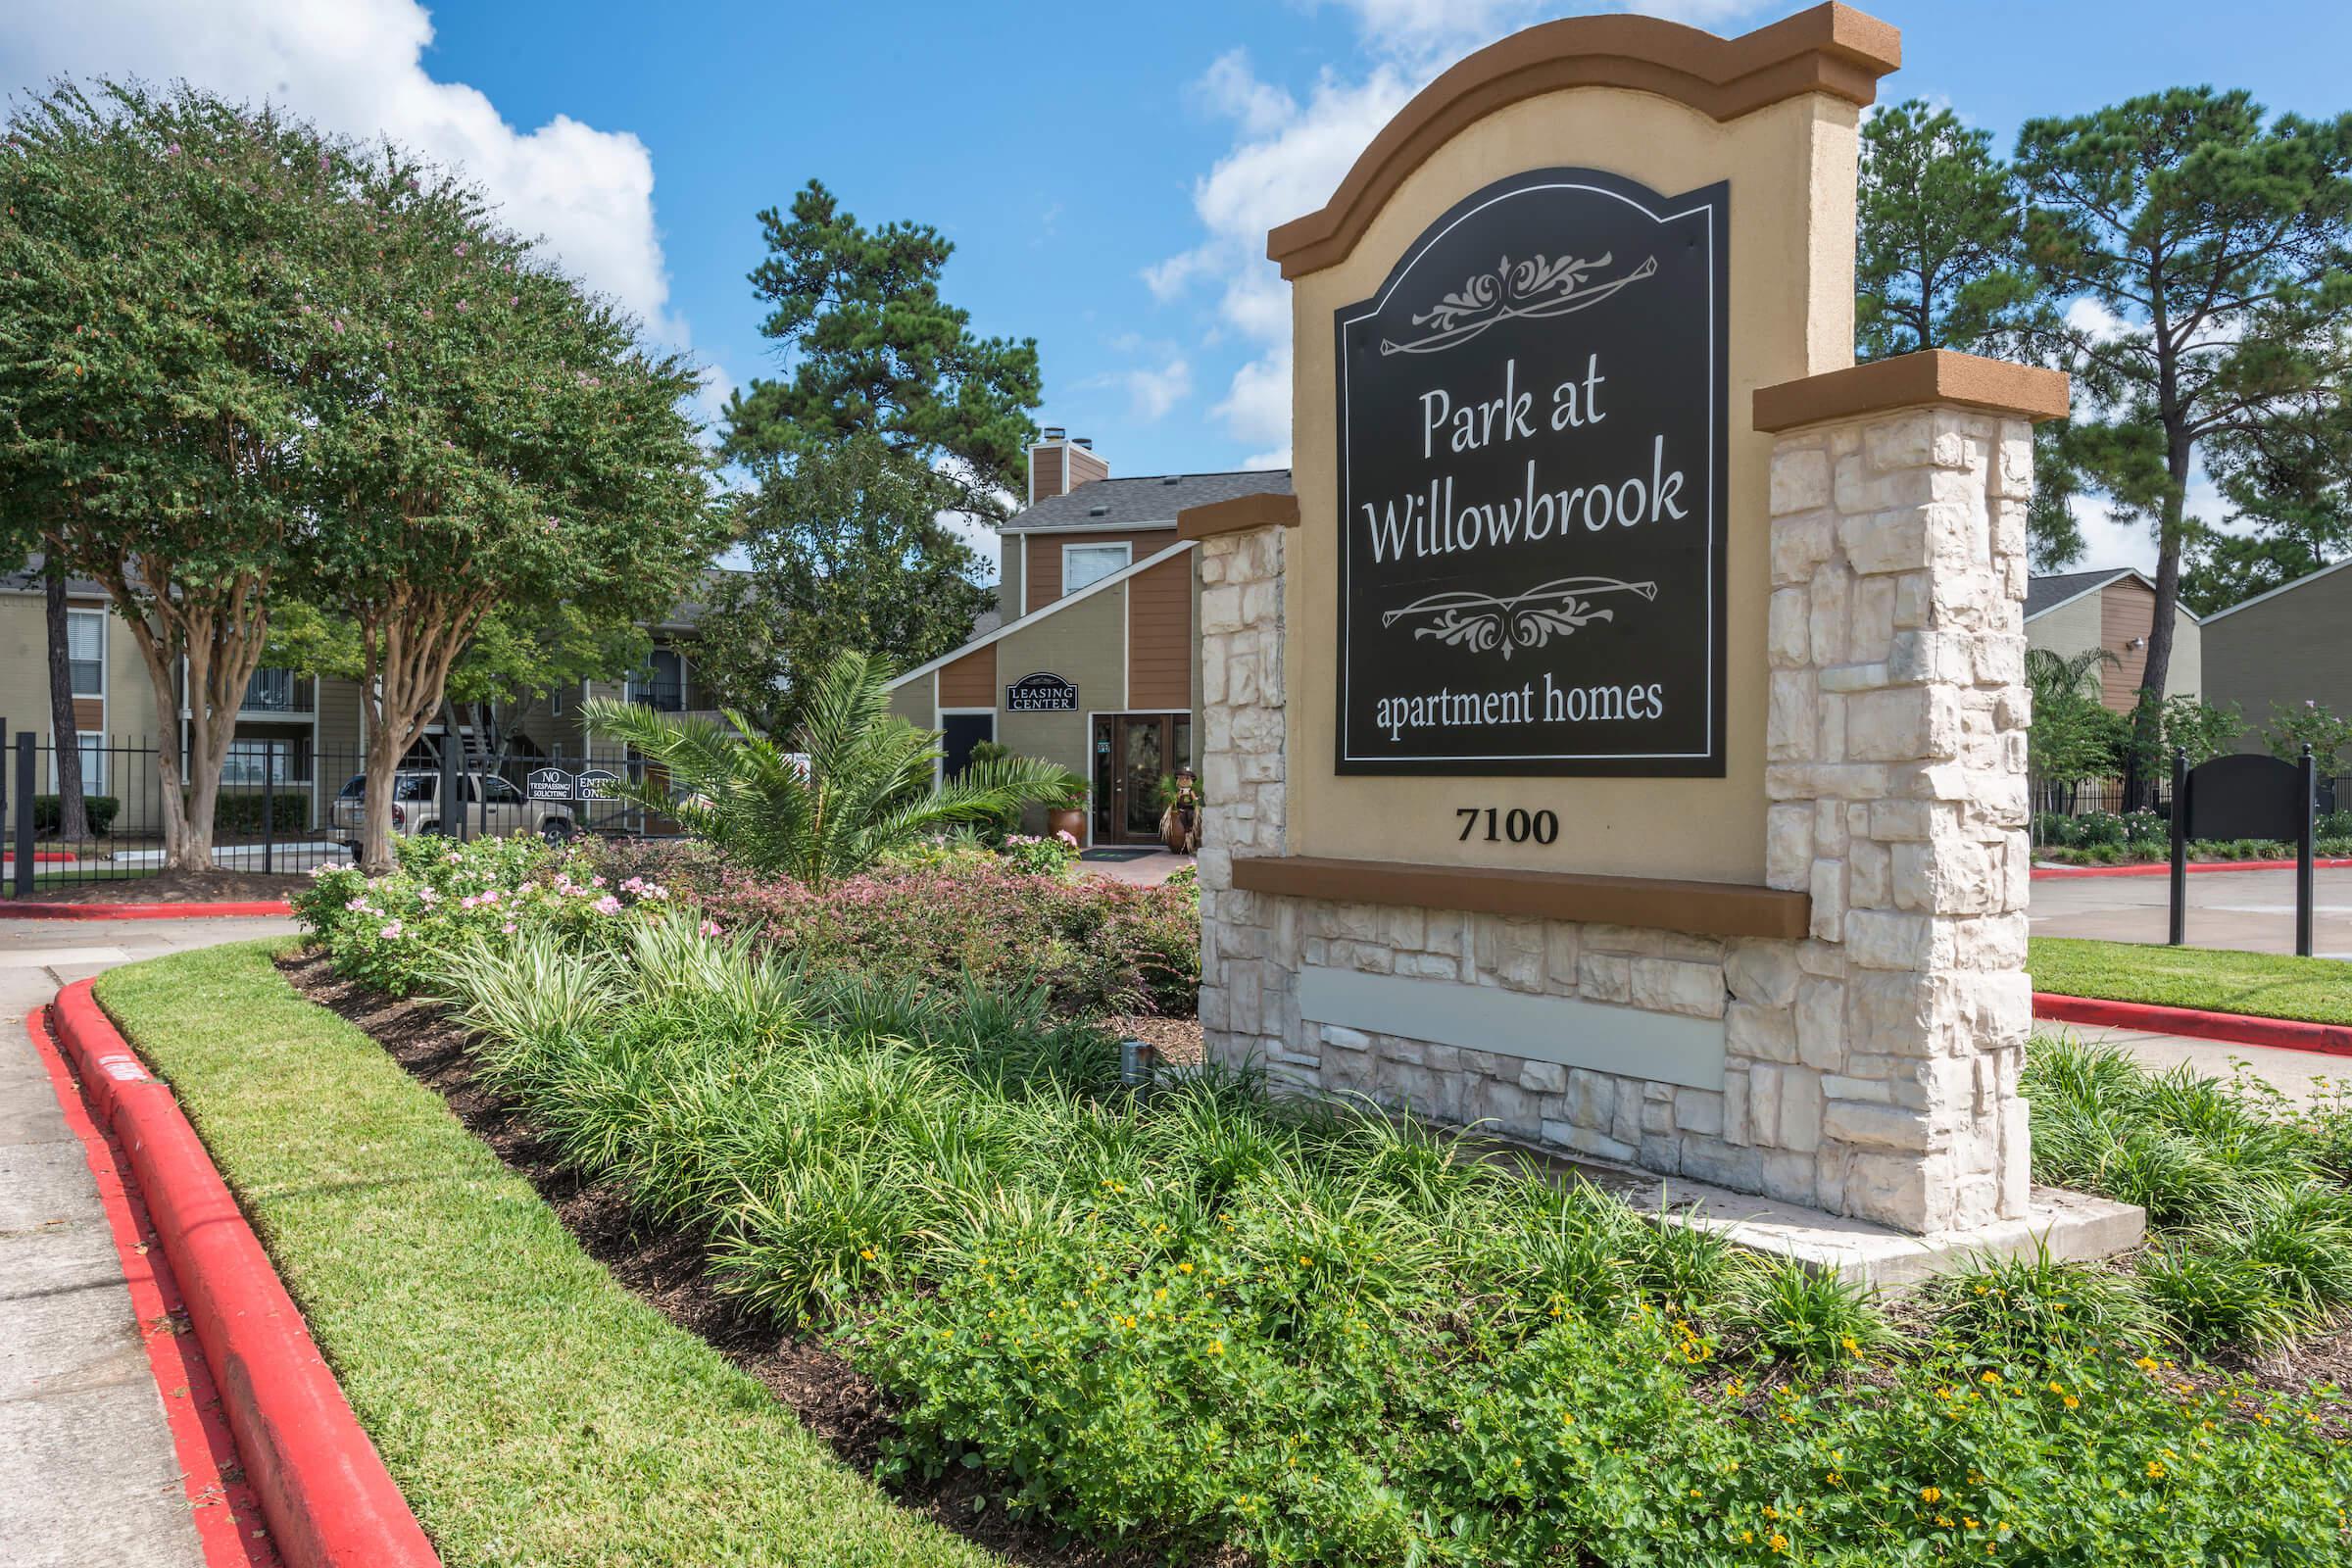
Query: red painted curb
[
  {"left": 24, "top": 1006, "right": 281, "bottom": 1567},
  {"left": 50, "top": 980, "right": 442, "bottom": 1568},
  {"left": 0, "top": 900, "right": 293, "bottom": 920},
  {"left": 2033, "top": 857, "right": 2352, "bottom": 880},
  {"left": 2033, "top": 990, "right": 2352, "bottom": 1058},
  {"left": 1, "top": 850, "right": 75, "bottom": 863}
]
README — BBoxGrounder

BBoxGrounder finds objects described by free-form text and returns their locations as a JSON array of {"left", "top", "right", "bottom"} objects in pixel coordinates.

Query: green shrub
[
  {"left": 31, "top": 793, "right": 121, "bottom": 835},
  {"left": 2124, "top": 808, "right": 2166, "bottom": 845},
  {"left": 2075, "top": 809, "right": 2129, "bottom": 847},
  {"left": 1719, "top": 1258, "right": 1894, "bottom": 1370},
  {"left": 327, "top": 920, "right": 2352, "bottom": 1566},
  {"left": 213, "top": 788, "right": 313, "bottom": 835},
  {"left": 1927, "top": 1245, "right": 2155, "bottom": 1356},
  {"left": 293, "top": 834, "right": 671, "bottom": 995}
]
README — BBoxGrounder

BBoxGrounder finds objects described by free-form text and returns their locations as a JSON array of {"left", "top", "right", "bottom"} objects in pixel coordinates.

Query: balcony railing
[
  {"left": 626, "top": 679, "right": 686, "bottom": 713},
  {"left": 241, "top": 668, "right": 315, "bottom": 714}
]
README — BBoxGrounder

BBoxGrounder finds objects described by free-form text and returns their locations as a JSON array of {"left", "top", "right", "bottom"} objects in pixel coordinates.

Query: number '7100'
[{"left": 1456, "top": 807, "right": 1559, "bottom": 845}]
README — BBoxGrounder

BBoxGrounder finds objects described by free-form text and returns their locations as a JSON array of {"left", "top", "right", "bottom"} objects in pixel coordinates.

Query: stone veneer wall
[{"left": 1197, "top": 403, "right": 2036, "bottom": 1237}]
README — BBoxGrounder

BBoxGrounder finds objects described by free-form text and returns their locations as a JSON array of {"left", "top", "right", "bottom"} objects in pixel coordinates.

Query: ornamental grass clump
[{"left": 404, "top": 921, "right": 2349, "bottom": 1563}]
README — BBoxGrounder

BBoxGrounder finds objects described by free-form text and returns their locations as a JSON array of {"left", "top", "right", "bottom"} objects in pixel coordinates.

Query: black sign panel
[
  {"left": 1335, "top": 167, "right": 1728, "bottom": 775},
  {"left": 2182, "top": 754, "right": 2310, "bottom": 841},
  {"left": 575, "top": 767, "right": 620, "bottom": 799},
  {"left": 1005, "top": 672, "right": 1078, "bottom": 712}
]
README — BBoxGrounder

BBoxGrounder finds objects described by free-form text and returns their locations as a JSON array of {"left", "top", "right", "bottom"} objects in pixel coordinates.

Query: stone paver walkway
[{"left": 0, "top": 914, "right": 295, "bottom": 1568}]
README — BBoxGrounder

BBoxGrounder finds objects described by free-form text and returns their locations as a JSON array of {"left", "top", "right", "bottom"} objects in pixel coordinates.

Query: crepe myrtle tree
[
  {"left": 304, "top": 147, "right": 721, "bottom": 870},
  {"left": 0, "top": 82, "right": 340, "bottom": 869}
]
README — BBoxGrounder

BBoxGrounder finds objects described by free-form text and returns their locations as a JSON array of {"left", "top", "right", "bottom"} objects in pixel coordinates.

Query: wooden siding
[
  {"left": 939, "top": 644, "right": 996, "bottom": 709},
  {"left": 72, "top": 697, "right": 103, "bottom": 732},
  {"left": 1025, "top": 529, "right": 1173, "bottom": 607},
  {"left": 2099, "top": 579, "right": 2156, "bottom": 710},
  {"left": 1128, "top": 551, "right": 1193, "bottom": 710},
  {"left": 1066, "top": 445, "right": 1109, "bottom": 489},
  {"left": 1031, "top": 445, "right": 1064, "bottom": 501}
]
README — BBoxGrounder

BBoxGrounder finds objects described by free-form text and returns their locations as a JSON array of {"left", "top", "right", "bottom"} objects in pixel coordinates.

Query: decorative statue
[{"left": 1158, "top": 765, "right": 1202, "bottom": 855}]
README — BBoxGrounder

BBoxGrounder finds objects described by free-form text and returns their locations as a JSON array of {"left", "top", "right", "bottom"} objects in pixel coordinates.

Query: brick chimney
[{"left": 1028, "top": 428, "right": 1109, "bottom": 503}]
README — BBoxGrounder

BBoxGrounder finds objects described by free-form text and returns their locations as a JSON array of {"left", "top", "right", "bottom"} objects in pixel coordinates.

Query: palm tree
[{"left": 582, "top": 650, "right": 1080, "bottom": 889}]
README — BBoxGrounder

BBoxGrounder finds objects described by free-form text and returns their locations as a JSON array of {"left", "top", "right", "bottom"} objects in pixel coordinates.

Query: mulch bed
[
  {"left": 9, "top": 869, "right": 311, "bottom": 904},
  {"left": 276, "top": 950, "right": 1240, "bottom": 1568}
]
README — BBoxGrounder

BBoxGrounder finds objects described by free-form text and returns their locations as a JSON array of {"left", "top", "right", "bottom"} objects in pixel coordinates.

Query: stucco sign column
[{"left": 1190, "top": 3, "right": 2139, "bottom": 1260}]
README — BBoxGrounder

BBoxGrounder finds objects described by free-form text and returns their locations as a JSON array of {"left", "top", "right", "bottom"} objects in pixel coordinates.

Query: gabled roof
[
  {"left": 2025, "top": 567, "right": 2148, "bottom": 621},
  {"left": 2199, "top": 555, "right": 2352, "bottom": 625},
  {"left": 890, "top": 538, "right": 1195, "bottom": 689},
  {"left": 1002, "top": 468, "right": 1292, "bottom": 534}
]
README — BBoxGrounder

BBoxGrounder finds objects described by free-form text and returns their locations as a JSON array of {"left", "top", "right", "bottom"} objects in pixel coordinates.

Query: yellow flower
[
  {"left": 1979, "top": 1371, "right": 2001, "bottom": 1386},
  {"left": 1768, "top": 1533, "right": 1788, "bottom": 1554},
  {"left": 2135, "top": 1356, "right": 2159, "bottom": 1372},
  {"left": 1177, "top": 1262, "right": 1193, "bottom": 1274},
  {"left": 858, "top": 1248, "right": 875, "bottom": 1261},
  {"left": 1206, "top": 1340, "right": 1225, "bottom": 1356},
  {"left": 2063, "top": 1395, "right": 2080, "bottom": 1409},
  {"left": 1921, "top": 1486, "right": 1942, "bottom": 1504},
  {"left": 1298, "top": 1254, "right": 1313, "bottom": 1266},
  {"left": 1842, "top": 1335, "right": 1859, "bottom": 1353},
  {"left": 2145, "top": 1461, "right": 2165, "bottom": 1480},
  {"left": 1740, "top": 1531, "right": 1754, "bottom": 1544}
]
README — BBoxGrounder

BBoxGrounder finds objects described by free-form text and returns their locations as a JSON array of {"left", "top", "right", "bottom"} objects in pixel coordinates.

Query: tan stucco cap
[
  {"left": 1752, "top": 350, "right": 2072, "bottom": 432},
  {"left": 1176, "top": 490, "right": 1301, "bottom": 541},
  {"left": 1265, "top": 3, "right": 1901, "bottom": 279}
]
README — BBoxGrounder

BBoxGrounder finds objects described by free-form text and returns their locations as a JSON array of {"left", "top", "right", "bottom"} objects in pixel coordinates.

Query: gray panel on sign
[{"left": 1295, "top": 965, "right": 1726, "bottom": 1091}]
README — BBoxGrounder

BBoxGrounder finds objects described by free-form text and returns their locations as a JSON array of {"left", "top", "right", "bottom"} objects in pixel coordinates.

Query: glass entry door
[{"left": 1091, "top": 712, "right": 1193, "bottom": 845}]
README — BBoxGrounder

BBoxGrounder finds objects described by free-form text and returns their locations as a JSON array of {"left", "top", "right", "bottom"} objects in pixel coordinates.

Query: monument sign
[
  {"left": 1336, "top": 169, "right": 1727, "bottom": 775},
  {"left": 1180, "top": 3, "right": 2142, "bottom": 1274}
]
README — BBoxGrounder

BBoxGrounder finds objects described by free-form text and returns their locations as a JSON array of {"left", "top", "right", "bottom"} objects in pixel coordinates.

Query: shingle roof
[
  {"left": 1004, "top": 468, "right": 1293, "bottom": 532},
  {"left": 2025, "top": 568, "right": 2135, "bottom": 619},
  {"left": 2, "top": 556, "right": 113, "bottom": 599}
]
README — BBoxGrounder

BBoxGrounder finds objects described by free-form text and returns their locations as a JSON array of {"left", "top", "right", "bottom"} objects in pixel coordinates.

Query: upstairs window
[
  {"left": 67, "top": 608, "right": 104, "bottom": 698},
  {"left": 1063, "top": 542, "right": 1131, "bottom": 595}
]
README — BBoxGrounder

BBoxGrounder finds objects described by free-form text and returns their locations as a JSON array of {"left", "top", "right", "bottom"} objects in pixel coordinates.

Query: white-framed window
[
  {"left": 1063, "top": 541, "right": 1131, "bottom": 595},
  {"left": 75, "top": 735, "right": 107, "bottom": 794},
  {"left": 67, "top": 607, "right": 105, "bottom": 699}
]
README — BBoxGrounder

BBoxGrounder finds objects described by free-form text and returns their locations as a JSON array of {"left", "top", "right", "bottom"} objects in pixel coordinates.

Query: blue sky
[{"left": 7, "top": 1, "right": 2352, "bottom": 573}]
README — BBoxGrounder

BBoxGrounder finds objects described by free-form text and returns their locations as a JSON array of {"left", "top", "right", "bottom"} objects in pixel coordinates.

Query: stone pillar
[
  {"left": 1761, "top": 394, "right": 2038, "bottom": 1232},
  {"left": 1196, "top": 523, "right": 1297, "bottom": 1081}
]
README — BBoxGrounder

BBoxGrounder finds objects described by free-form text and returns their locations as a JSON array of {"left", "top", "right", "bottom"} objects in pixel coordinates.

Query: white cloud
[
  {"left": 0, "top": 0, "right": 696, "bottom": 358},
  {"left": 1159, "top": 3, "right": 1773, "bottom": 466}
]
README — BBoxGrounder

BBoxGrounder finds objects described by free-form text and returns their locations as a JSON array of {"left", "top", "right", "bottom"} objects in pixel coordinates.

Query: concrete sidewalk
[{"left": 0, "top": 915, "right": 295, "bottom": 1568}]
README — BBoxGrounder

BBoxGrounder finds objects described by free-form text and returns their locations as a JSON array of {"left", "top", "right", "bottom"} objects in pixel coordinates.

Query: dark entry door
[
  {"left": 940, "top": 712, "right": 994, "bottom": 779},
  {"left": 1091, "top": 713, "right": 1193, "bottom": 845}
]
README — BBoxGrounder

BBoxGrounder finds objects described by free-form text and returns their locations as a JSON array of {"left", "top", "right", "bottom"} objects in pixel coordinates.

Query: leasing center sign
[{"left": 1335, "top": 167, "right": 1728, "bottom": 776}]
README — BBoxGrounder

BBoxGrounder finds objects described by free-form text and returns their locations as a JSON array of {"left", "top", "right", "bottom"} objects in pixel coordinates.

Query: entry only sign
[{"left": 1333, "top": 166, "right": 1728, "bottom": 776}]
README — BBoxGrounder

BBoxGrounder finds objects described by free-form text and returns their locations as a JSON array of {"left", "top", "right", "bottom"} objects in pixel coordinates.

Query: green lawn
[
  {"left": 2029, "top": 935, "right": 2352, "bottom": 1026},
  {"left": 93, "top": 941, "right": 1004, "bottom": 1568}
]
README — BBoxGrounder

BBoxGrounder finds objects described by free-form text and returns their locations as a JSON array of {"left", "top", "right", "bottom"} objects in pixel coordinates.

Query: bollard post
[
  {"left": 2297, "top": 744, "right": 2317, "bottom": 959},
  {"left": 14, "top": 733, "right": 34, "bottom": 901},
  {"left": 2167, "top": 748, "right": 2188, "bottom": 948}
]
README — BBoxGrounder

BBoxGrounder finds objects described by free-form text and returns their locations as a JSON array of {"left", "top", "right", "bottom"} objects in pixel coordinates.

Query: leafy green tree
[
  {"left": 721, "top": 180, "right": 1041, "bottom": 520},
  {"left": 2264, "top": 699, "right": 2352, "bottom": 774},
  {"left": 2183, "top": 402, "right": 2352, "bottom": 612},
  {"left": 1853, "top": 99, "right": 2079, "bottom": 568},
  {"left": 694, "top": 437, "right": 994, "bottom": 733},
  {"left": 2026, "top": 647, "right": 2125, "bottom": 805},
  {"left": 583, "top": 651, "right": 1078, "bottom": 889},
  {"left": 302, "top": 143, "right": 721, "bottom": 869},
  {"left": 1856, "top": 100, "right": 2035, "bottom": 360},
  {"left": 2013, "top": 89, "right": 2352, "bottom": 800},
  {"left": 2123, "top": 691, "right": 2243, "bottom": 776},
  {"left": 0, "top": 82, "right": 337, "bottom": 868}
]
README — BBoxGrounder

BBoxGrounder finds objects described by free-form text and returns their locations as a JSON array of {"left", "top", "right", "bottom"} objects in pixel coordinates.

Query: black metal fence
[{"left": 2, "top": 723, "right": 665, "bottom": 895}]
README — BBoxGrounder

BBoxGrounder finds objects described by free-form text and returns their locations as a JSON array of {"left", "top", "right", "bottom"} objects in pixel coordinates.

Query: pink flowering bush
[
  {"left": 594, "top": 841, "right": 1199, "bottom": 1017},
  {"left": 296, "top": 834, "right": 671, "bottom": 994}
]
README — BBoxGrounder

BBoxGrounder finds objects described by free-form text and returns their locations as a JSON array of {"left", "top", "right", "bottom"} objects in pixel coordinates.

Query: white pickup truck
[{"left": 329, "top": 771, "right": 577, "bottom": 850}]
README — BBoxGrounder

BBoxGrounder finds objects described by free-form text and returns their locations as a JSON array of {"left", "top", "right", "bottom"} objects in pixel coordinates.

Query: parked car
[{"left": 329, "top": 770, "right": 576, "bottom": 850}]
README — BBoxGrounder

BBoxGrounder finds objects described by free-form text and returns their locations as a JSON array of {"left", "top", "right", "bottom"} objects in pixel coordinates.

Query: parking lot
[{"left": 2031, "top": 863, "right": 2352, "bottom": 959}]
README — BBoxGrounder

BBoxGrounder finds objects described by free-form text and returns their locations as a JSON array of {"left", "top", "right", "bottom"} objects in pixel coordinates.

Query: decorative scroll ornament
[
  {"left": 1383, "top": 576, "right": 1658, "bottom": 660},
  {"left": 1381, "top": 251, "right": 1658, "bottom": 356}
]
